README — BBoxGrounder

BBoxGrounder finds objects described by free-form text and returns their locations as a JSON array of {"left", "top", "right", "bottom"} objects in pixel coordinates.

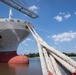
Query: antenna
[
  {"left": 0, "top": 0, "right": 39, "bottom": 19},
  {"left": 9, "top": 8, "right": 13, "bottom": 19}
]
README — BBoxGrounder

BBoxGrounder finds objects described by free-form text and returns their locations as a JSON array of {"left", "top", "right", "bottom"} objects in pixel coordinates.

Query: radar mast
[{"left": 9, "top": 8, "right": 13, "bottom": 19}]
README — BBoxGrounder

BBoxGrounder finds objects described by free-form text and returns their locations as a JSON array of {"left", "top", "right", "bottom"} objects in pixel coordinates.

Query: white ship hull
[{"left": 0, "top": 18, "right": 31, "bottom": 52}]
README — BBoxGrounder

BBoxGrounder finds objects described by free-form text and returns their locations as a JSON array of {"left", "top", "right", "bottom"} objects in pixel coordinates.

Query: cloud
[
  {"left": 29, "top": 5, "right": 39, "bottom": 13},
  {"left": 26, "top": 38, "right": 34, "bottom": 42},
  {"left": 25, "top": 43, "right": 28, "bottom": 46},
  {"left": 51, "top": 31, "right": 76, "bottom": 42},
  {"left": 54, "top": 15, "right": 63, "bottom": 22},
  {"left": 54, "top": 12, "right": 71, "bottom": 22},
  {"left": 75, "top": 12, "right": 76, "bottom": 15},
  {"left": 59, "top": 12, "right": 65, "bottom": 15},
  {"left": 74, "top": 46, "right": 76, "bottom": 49},
  {"left": 21, "top": 40, "right": 28, "bottom": 46},
  {"left": 47, "top": 36, "right": 51, "bottom": 38},
  {"left": 64, "top": 13, "right": 71, "bottom": 19},
  {"left": 21, "top": 38, "right": 34, "bottom": 46}
]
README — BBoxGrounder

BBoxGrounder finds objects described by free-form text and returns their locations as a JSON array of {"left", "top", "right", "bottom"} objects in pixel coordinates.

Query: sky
[{"left": 0, "top": 0, "right": 76, "bottom": 54}]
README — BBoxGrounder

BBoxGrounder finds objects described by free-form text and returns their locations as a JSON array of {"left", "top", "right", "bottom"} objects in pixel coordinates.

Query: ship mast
[{"left": 9, "top": 8, "right": 13, "bottom": 19}]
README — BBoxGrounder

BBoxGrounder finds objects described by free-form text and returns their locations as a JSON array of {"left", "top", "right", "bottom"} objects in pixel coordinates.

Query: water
[
  {"left": 0, "top": 57, "right": 76, "bottom": 75},
  {"left": 0, "top": 58, "right": 42, "bottom": 75}
]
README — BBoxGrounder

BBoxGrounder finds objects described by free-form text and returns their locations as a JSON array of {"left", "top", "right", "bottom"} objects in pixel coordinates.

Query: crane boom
[{"left": 0, "top": 0, "right": 39, "bottom": 19}]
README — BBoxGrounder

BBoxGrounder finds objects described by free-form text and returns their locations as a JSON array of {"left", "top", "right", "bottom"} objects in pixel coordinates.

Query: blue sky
[{"left": 0, "top": 0, "right": 76, "bottom": 54}]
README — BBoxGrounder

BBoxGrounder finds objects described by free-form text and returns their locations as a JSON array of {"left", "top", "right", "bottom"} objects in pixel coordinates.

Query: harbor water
[{"left": 0, "top": 57, "right": 76, "bottom": 75}]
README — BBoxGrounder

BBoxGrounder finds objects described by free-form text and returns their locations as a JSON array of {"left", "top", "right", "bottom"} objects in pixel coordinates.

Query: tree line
[
  {"left": 63, "top": 52, "right": 76, "bottom": 57},
  {"left": 25, "top": 53, "right": 39, "bottom": 58},
  {"left": 25, "top": 52, "right": 76, "bottom": 58}
]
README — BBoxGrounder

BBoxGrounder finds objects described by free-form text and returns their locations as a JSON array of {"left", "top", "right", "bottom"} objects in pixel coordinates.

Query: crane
[{"left": 0, "top": 0, "right": 39, "bottom": 19}]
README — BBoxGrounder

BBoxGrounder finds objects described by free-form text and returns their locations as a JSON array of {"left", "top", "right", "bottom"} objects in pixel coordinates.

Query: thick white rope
[
  {"left": 37, "top": 42, "right": 48, "bottom": 75},
  {"left": 30, "top": 25, "right": 76, "bottom": 68},
  {"left": 43, "top": 48, "right": 56, "bottom": 75},
  {"left": 28, "top": 25, "right": 76, "bottom": 75},
  {"left": 28, "top": 25, "right": 48, "bottom": 75},
  {"left": 51, "top": 53, "right": 76, "bottom": 73},
  {"left": 49, "top": 54, "right": 62, "bottom": 75},
  {"left": 41, "top": 43, "right": 76, "bottom": 68}
]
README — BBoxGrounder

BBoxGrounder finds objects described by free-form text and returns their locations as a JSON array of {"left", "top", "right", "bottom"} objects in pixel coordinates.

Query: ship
[
  {"left": 0, "top": 0, "right": 39, "bottom": 63},
  {"left": 0, "top": 8, "right": 31, "bottom": 63}
]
